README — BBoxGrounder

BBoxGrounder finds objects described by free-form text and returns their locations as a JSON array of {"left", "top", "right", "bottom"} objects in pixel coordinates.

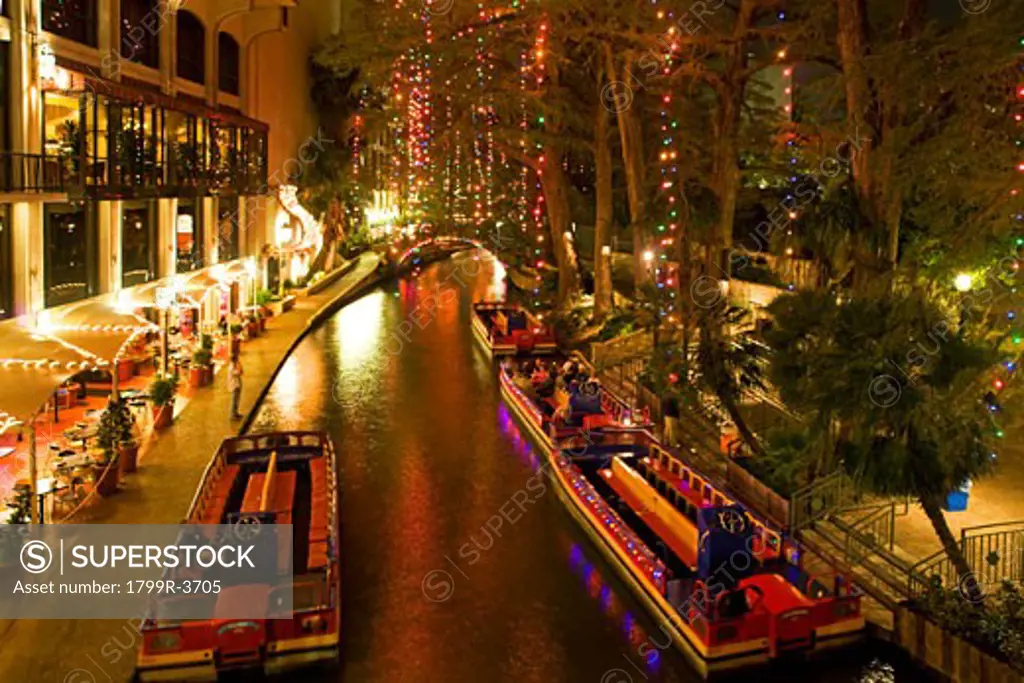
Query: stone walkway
[{"left": 0, "top": 252, "right": 381, "bottom": 683}]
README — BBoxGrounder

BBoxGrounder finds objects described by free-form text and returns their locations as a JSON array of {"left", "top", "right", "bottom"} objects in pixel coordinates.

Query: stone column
[
  {"left": 97, "top": 200, "right": 123, "bottom": 294},
  {"left": 157, "top": 198, "right": 178, "bottom": 278},
  {"left": 159, "top": 1, "right": 176, "bottom": 95}
]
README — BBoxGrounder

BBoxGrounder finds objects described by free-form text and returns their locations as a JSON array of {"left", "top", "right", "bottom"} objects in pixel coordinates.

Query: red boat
[
  {"left": 472, "top": 301, "right": 557, "bottom": 356},
  {"left": 135, "top": 432, "right": 341, "bottom": 681},
  {"left": 498, "top": 364, "right": 864, "bottom": 676}
]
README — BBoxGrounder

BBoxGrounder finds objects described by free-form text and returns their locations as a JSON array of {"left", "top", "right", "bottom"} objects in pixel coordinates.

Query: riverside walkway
[{"left": 0, "top": 252, "right": 381, "bottom": 683}]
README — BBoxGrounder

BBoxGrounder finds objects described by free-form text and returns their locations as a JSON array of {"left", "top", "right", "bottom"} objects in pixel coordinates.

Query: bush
[
  {"left": 96, "top": 399, "right": 134, "bottom": 456},
  {"left": 192, "top": 348, "right": 213, "bottom": 368},
  {"left": 914, "top": 581, "right": 1024, "bottom": 671},
  {"left": 255, "top": 288, "right": 280, "bottom": 306},
  {"left": 149, "top": 375, "right": 178, "bottom": 408}
]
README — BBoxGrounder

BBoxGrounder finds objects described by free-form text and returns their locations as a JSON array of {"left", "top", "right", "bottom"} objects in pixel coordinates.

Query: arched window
[
  {"left": 176, "top": 10, "right": 205, "bottom": 85},
  {"left": 218, "top": 32, "right": 240, "bottom": 96},
  {"left": 121, "top": 0, "right": 160, "bottom": 68}
]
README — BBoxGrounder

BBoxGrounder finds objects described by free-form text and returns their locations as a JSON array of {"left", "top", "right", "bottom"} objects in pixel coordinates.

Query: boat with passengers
[
  {"left": 134, "top": 431, "right": 340, "bottom": 681},
  {"left": 498, "top": 361, "right": 864, "bottom": 676},
  {"left": 472, "top": 301, "right": 557, "bottom": 356}
]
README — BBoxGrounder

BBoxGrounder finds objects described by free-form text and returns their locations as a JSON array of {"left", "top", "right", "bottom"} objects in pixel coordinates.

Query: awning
[
  {"left": 46, "top": 299, "right": 157, "bottom": 365},
  {"left": 0, "top": 320, "right": 100, "bottom": 429}
]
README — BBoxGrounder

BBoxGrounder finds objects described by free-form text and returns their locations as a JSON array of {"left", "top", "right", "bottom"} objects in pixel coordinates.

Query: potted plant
[
  {"left": 189, "top": 348, "right": 213, "bottom": 388},
  {"left": 246, "top": 314, "right": 260, "bottom": 338},
  {"left": 230, "top": 323, "right": 244, "bottom": 355},
  {"left": 95, "top": 399, "right": 132, "bottom": 492},
  {"left": 256, "top": 308, "right": 267, "bottom": 332},
  {"left": 149, "top": 375, "right": 178, "bottom": 430},
  {"left": 200, "top": 334, "right": 215, "bottom": 384}
]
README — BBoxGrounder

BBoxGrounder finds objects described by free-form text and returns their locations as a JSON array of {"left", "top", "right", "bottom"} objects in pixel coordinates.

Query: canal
[{"left": 251, "top": 251, "right": 913, "bottom": 683}]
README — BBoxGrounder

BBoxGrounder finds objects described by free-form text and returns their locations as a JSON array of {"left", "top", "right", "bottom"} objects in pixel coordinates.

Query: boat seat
[
  {"left": 307, "top": 540, "right": 329, "bottom": 569},
  {"left": 583, "top": 414, "right": 613, "bottom": 431}
]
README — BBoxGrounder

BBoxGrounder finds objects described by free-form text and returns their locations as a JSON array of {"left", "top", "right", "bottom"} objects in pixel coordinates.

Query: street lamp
[{"left": 954, "top": 273, "right": 973, "bottom": 293}]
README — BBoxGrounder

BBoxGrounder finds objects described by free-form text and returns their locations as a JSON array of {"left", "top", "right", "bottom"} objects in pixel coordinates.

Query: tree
[
  {"left": 694, "top": 299, "right": 768, "bottom": 458},
  {"left": 765, "top": 288, "right": 1008, "bottom": 588}
]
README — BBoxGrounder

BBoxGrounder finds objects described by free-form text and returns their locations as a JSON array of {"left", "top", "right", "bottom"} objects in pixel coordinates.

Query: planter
[
  {"left": 259, "top": 318, "right": 267, "bottom": 332},
  {"left": 152, "top": 404, "right": 173, "bottom": 430},
  {"left": 117, "top": 360, "right": 134, "bottom": 382},
  {"left": 119, "top": 442, "right": 139, "bottom": 474},
  {"left": 94, "top": 459, "right": 120, "bottom": 496},
  {"left": 189, "top": 366, "right": 205, "bottom": 389},
  {"left": 231, "top": 338, "right": 241, "bottom": 357},
  {"left": 247, "top": 322, "right": 260, "bottom": 338},
  {"left": 202, "top": 365, "right": 214, "bottom": 385}
]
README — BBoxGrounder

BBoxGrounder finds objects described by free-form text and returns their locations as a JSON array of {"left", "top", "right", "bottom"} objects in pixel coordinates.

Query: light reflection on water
[{"left": 251, "top": 254, "right": 917, "bottom": 683}]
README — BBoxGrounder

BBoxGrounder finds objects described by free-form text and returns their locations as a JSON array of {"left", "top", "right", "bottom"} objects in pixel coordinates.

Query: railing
[
  {"left": 724, "top": 459, "right": 790, "bottom": 529},
  {"left": 789, "top": 471, "right": 853, "bottom": 532},
  {"left": 0, "top": 152, "right": 71, "bottom": 192},
  {"left": 909, "top": 520, "right": 1024, "bottom": 598}
]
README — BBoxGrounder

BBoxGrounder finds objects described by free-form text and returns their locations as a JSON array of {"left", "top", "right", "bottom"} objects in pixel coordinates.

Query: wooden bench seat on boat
[
  {"left": 308, "top": 462, "right": 331, "bottom": 569},
  {"left": 198, "top": 464, "right": 241, "bottom": 524}
]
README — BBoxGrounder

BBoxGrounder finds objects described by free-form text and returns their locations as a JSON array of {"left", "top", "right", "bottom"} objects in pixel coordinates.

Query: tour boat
[
  {"left": 472, "top": 301, "right": 557, "bottom": 356},
  {"left": 134, "top": 431, "right": 340, "bottom": 681},
  {"left": 498, "top": 367, "right": 864, "bottom": 676}
]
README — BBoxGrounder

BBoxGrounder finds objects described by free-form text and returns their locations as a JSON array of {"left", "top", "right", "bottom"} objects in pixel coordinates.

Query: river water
[{"left": 250, "top": 251, "right": 914, "bottom": 683}]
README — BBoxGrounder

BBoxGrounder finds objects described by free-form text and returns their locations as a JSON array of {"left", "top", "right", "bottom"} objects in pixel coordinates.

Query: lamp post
[{"left": 155, "top": 286, "right": 174, "bottom": 376}]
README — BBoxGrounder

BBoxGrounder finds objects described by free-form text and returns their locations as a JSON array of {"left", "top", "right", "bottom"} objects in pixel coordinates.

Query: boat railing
[{"left": 642, "top": 442, "right": 784, "bottom": 559}]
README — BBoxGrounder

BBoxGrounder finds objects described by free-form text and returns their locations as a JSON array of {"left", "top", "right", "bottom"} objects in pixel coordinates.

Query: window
[
  {"left": 122, "top": 200, "right": 156, "bottom": 287},
  {"left": 176, "top": 199, "right": 203, "bottom": 273},
  {"left": 218, "top": 33, "right": 240, "bottom": 96},
  {"left": 217, "top": 197, "right": 239, "bottom": 262},
  {"left": 176, "top": 10, "right": 206, "bottom": 85},
  {"left": 42, "top": 0, "right": 98, "bottom": 47},
  {"left": 121, "top": 0, "right": 160, "bottom": 69},
  {"left": 0, "top": 206, "right": 11, "bottom": 319},
  {"left": 44, "top": 203, "right": 96, "bottom": 307}
]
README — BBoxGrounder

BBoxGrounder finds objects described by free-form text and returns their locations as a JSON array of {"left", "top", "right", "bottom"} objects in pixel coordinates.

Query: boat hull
[{"left": 497, "top": 375, "right": 863, "bottom": 676}]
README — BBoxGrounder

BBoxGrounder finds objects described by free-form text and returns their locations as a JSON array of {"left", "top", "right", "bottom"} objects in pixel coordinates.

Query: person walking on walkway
[{"left": 229, "top": 356, "right": 244, "bottom": 420}]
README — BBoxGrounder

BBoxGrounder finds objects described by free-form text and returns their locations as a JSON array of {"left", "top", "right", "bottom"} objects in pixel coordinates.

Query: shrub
[
  {"left": 149, "top": 375, "right": 178, "bottom": 408},
  {"left": 914, "top": 581, "right": 1024, "bottom": 671},
  {"left": 97, "top": 398, "right": 134, "bottom": 456},
  {"left": 192, "top": 348, "right": 213, "bottom": 368}
]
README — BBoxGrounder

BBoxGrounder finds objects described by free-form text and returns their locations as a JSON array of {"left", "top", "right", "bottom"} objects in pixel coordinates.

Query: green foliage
[
  {"left": 149, "top": 375, "right": 178, "bottom": 408},
  {"left": 200, "top": 334, "right": 214, "bottom": 352},
  {"left": 192, "top": 348, "right": 213, "bottom": 368},
  {"left": 255, "top": 289, "right": 280, "bottom": 306},
  {"left": 764, "top": 288, "right": 1003, "bottom": 501},
  {"left": 914, "top": 581, "right": 1024, "bottom": 671},
  {"left": 96, "top": 399, "right": 134, "bottom": 456}
]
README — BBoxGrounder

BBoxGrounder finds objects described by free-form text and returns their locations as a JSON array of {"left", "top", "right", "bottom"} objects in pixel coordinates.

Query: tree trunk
[
  {"left": 594, "top": 103, "right": 614, "bottom": 319},
  {"left": 538, "top": 148, "right": 579, "bottom": 306},
  {"left": 920, "top": 494, "right": 982, "bottom": 602},
  {"left": 713, "top": 87, "right": 741, "bottom": 277},
  {"left": 723, "top": 395, "right": 766, "bottom": 459},
  {"left": 604, "top": 47, "right": 648, "bottom": 289}
]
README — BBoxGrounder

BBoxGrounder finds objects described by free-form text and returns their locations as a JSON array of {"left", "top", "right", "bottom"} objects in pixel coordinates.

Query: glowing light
[{"left": 954, "top": 273, "right": 974, "bottom": 292}]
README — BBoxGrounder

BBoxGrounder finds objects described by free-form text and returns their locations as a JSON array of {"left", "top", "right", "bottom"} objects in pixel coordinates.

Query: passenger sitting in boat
[{"left": 531, "top": 363, "right": 550, "bottom": 386}]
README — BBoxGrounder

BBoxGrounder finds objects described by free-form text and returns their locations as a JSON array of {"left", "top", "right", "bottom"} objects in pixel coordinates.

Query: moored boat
[
  {"left": 497, "top": 364, "right": 864, "bottom": 676},
  {"left": 134, "top": 431, "right": 341, "bottom": 681},
  {"left": 472, "top": 301, "right": 557, "bottom": 356}
]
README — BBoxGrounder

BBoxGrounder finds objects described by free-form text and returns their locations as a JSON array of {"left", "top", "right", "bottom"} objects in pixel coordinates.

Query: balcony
[{"left": 0, "top": 153, "right": 72, "bottom": 193}]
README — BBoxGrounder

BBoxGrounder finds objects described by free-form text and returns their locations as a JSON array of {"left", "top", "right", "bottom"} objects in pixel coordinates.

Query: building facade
[{"left": 0, "top": 0, "right": 340, "bottom": 320}]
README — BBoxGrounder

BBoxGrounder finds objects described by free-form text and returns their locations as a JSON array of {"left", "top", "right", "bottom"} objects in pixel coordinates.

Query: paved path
[{"left": 0, "top": 252, "right": 382, "bottom": 683}]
